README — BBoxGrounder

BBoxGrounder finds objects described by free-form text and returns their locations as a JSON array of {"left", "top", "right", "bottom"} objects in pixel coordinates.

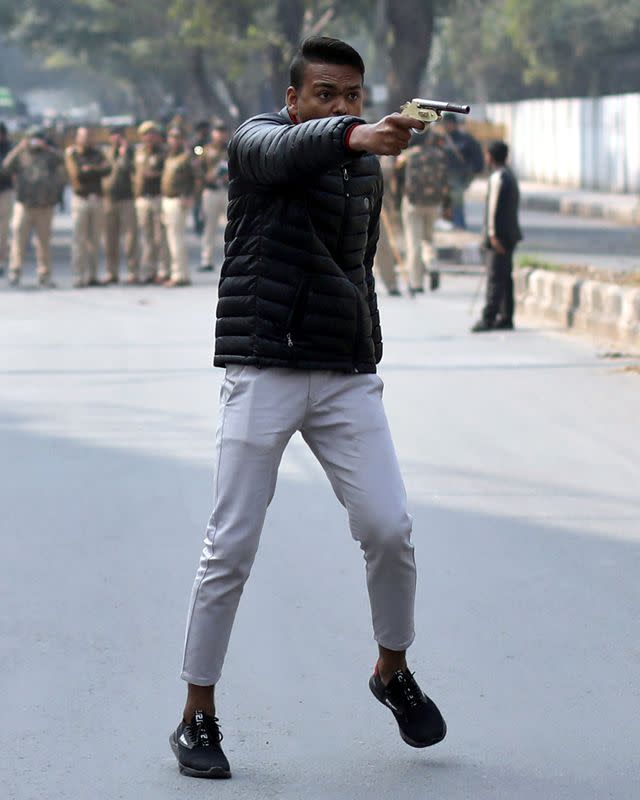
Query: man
[
  {"left": 472, "top": 140, "right": 522, "bottom": 332},
  {"left": 65, "top": 127, "right": 111, "bottom": 288},
  {"left": 102, "top": 126, "right": 139, "bottom": 285},
  {"left": 0, "top": 122, "right": 14, "bottom": 277},
  {"left": 442, "top": 112, "right": 484, "bottom": 229},
  {"left": 161, "top": 126, "right": 197, "bottom": 287},
  {"left": 191, "top": 120, "right": 210, "bottom": 235},
  {"left": 397, "top": 126, "right": 450, "bottom": 294},
  {"left": 134, "top": 121, "right": 170, "bottom": 284},
  {"left": 171, "top": 35, "right": 447, "bottom": 780},
  {"left": 3, "top": 127, "right": 65, "bottom": 287},
  {"left": 197, "top": 120, "right": 229, "bottom": 273},
  {"left": 374, "top": 155, "right": 401, "bottom": 296}
]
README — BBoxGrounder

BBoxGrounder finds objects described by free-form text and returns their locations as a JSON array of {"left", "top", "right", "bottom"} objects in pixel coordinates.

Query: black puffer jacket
[{"left": 214, "top": 109, "right": 383, "bottom": 373}]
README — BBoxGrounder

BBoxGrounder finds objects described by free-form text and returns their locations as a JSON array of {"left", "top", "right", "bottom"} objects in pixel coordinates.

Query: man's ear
[{"left": 286, "top": 86, "right": 299, "bottom": 120}]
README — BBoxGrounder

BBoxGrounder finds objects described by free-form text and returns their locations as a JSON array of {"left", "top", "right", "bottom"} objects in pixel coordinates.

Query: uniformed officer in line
[
  {"left": 134, "top": 121, "right": 170, "bottom": 284},
  {"left": 396, "top": 126, "right": 450, "bottom": 294},
  {"left": 102, "top": 126, "right": 139, "bottom": 285},
  {"left": 3, "top": 127, "right": 65, "bottom": 288},
  {"left": 0, "top": 122, "right": 14, "bottom": 277},
  {"left": 65, "top": 127, "right": 111, "bottom": 288},
  {"left": 161, "top": 126, "right": 198, "bottom": 287},
  {"left": 197, "top": 120, "right": 229, "bottom": 273},
  {"left": 191, "top": 120, "right": 210, "bottom": 236},
  {"left": 373, "top": 155, "right": 401, "bottom": 296}
]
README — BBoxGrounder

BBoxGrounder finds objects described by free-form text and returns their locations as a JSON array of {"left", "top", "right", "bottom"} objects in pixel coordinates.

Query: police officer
[
  {"left": 0, "top": 122, "right": 14, "bottom": 277},
  {"left": 102, "top": 126, "right": 139, "bottom": 284},
  {"left": 396, "top": 126, "right": 450, "bottom": 294},
  {"left": 191, "top": 120, "right": 209, "bottom": 236},
  {"left": 65, "top": 127, "right": 111, "bottom": 288},
  {"left": 134, "top": 121, "right": 170, "bottom": 284},
  {"left": 161, "top": 126, "right": 197, "bottom": 287},
  {"left": 3, "top": 127, "right": 65, "bottom": 287},
  {"left": 198, "top": 120, "right": 229, "bottom": 273},
  {"left": 441, "top": 112, "right": 484, "bottom": 230}
]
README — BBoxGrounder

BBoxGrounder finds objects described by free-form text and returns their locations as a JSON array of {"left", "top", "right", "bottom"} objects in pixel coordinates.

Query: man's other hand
[
  {"left": 490, "top": 235, "right": 506, "bottom": 255},
  {"left": 348, "top": 114, "right": 425, "bottom": 157}
]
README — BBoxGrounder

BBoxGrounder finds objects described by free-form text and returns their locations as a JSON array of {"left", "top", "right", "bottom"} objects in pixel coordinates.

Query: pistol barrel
[{"left": 413, "top": 99, "right": 471, "bottom": 115}]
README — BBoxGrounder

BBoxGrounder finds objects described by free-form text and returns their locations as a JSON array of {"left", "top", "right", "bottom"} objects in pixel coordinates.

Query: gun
[{"left": 400, "top": 98, "right": 471, "bottom": 124}]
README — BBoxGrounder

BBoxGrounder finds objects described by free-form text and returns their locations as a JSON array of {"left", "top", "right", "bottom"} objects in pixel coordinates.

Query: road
[
  {"left": 466, "top": 199, "right": 640, "bottom": 273},
  {"left": 1, "top": 214, "right": 639, "bottom": 800}
]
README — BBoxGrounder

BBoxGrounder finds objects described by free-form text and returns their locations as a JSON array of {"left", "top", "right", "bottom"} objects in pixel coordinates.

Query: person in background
[
  {"left": 134, "top": 121, "right": 170, "bottom": 284},
  {"left": 198, "top": 120, "right": 229, "bottom": 273},
  {"left": 373, "top": 155, "right": 401, "bottom": 296},
  {"left": 472, "top": 140, "right": 522, "bottom": 332},
  {"left": 191, "top": 120, "right": 210, "bottom": 235},
  {"left": 65, "top": 127, "right": 111, "bottom": 288},
  {"left": 161, "top": 126, "right": 197, "bottom": 287},
  {"left": 3, "top": 127, "right": 65, "bottom": 288},
  {"left": 0, "top": 122, "right": 14, "bottom": 277},
  {"left": 396, "top": 125, "right": 450, "bottom": 294},
  {"left": 441, "top": 112, "right": 483, "bottom": 229},
  {"left": 102, "top": 126, "right": 139, "bottom": 285}
]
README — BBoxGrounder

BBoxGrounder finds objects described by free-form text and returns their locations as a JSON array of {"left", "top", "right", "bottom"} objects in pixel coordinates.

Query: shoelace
[
  {"left": 395, "top": 670, "right": 422, "bottom": 709},
  {"left": 192, "top": 710, "right": 224, "bottom": 748}
]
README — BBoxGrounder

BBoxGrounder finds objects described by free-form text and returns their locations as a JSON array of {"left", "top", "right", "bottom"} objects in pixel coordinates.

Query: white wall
[{"left": 486, "top": 93, "right": 640, "bottom": 194}]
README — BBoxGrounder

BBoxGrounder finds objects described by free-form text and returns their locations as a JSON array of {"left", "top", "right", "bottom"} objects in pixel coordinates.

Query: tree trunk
[
  {"left": 268, "top": 0, "right": 306, "bottom": 105},
  {"left": 187, "top": 47, "right": 229, "bottom": 121},
  {"left": 385, "top": 0, "right": 435, "bottom": 113}
]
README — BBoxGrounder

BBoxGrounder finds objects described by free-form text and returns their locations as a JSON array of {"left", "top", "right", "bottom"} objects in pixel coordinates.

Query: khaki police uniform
[
  {"left": 161, "top": 150, "right": 196, "bottom": 283},
  {"left": 399, "top": 137, "right": 450, "bottom": 291},
  {"left": 199, "top": 143, "right": 228, "bottom": 270},
  {"left": 66, "top": 144, "right": 111, "bottom": 286},
  {"left": 374, "top": 156, "right": 400, "bottom": 294},
  {"left": 103, "top": 143, "right": 138, "bottom": 282},
  {"left": 3, "top": 142, "right": 65, "bottom": 284},
  {"left": 134, "top": 144, "right": 170, "bottom": 282}
]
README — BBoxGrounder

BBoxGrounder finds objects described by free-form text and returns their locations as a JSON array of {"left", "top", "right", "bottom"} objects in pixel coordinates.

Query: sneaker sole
[
  {"left": 369, "top": 675, "right": 447, "bottom": 749},
  {"left": 169, "top": 732, "right": 232, "bottom": 779}
]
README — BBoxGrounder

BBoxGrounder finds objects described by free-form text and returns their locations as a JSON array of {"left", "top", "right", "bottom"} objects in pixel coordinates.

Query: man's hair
[
  {"left": 488, "top": 140, "right": 509, "bottom": 165},
  {"left": 289, "top": 36, "right": 365, "bottom": 90}
]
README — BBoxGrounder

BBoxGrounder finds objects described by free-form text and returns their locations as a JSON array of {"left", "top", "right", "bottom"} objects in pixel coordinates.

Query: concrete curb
[
  {"left": 469, "top": 180, "right": 640, "bottom": 226},
  {"left": 516, "top": 268, "right": 640, "bottom": 348}
]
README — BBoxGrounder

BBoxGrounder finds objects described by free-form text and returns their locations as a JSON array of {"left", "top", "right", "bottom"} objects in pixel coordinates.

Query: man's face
[
  {"left": 110, "top": 133, "right": 123, "bottom": 148},
  {"left": 168, "top": 133, "right": 183, "bottom": 153},
  {"left": 211, "top": 129, "right": 228, "bottom": 148},
  {"left": 76, "top": 127, "right": 92, "bottom": 148},
  {"left": 286, "top": 61, "right": 364, "bottom": 123}
]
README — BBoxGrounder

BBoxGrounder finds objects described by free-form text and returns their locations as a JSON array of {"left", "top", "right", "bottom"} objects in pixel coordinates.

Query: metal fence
[{"left": 486, "top": 93, "right": 640, "bottom": 194}]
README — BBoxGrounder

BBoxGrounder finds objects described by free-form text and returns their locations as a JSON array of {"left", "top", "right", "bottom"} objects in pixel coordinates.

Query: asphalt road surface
[
  {"left": 467, "top": 199, "right": 640, "bottom": 273},
  {"left": 1, "top": 216, "right": 639, "bottom": 799}
]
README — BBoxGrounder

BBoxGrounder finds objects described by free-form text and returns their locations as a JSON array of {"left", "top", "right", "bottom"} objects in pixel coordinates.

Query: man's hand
[
  {"left": 490, "top": 235, "right": 506, "bottom": 255},
  {"left": 348, "top": 114, "right": 425, "bottom": 157}
]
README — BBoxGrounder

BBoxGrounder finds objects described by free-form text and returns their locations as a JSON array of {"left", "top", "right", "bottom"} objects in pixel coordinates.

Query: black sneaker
[
  {"left": 169, "top": 709, "right": 231, "bottom": 779},
  {"left": 429, "top": 271, "right": 441, "bottom": 291},
  {"left": 369, "top": 667, "right": 447, "bottom": 748},
  {"left": 198, "top": 264, "right": 214, "bottom": 272},
  {"left": 471, "top": 319, "right": 494, "bottom": 333},
  {"left": 494, "top": 318, "right": 514, "bottom": 330}
]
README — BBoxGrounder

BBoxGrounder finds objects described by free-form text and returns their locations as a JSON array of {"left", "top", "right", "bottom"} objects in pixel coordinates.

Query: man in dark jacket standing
[
  {"left": 472, "top": 140, "right": 522, "bottom": 332},
  {"left": 171, "top": 36, "right": 447, "bottom": 780}
]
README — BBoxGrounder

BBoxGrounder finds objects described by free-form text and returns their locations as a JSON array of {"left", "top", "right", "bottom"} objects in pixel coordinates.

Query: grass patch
[{"left": 516, "top": 255, "right": 640, "bottom": 287}]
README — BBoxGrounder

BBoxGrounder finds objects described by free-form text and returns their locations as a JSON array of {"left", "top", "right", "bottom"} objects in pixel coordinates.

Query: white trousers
[
  {"left": 161, "top": 196, "right": 190, "bottom": 282},
  {"left": 401, "top": 199, "right": 439, "bottom": 291},
  {"left": 181, "top": 366, "right": 416, "bottom": 686},
  {"left": 71, "top": 194, "right": 104, "bottom": 282},
  {"left": 200, "top": 188, "right": 227, "bottom": 268}
]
